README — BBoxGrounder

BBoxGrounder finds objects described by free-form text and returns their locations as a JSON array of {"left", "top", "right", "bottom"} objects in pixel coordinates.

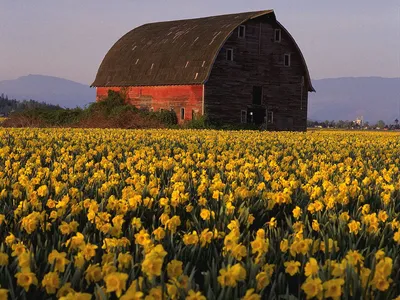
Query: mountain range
[
  {"left": 0, "top": 74, "right": 95, "bottom": 109},
  {"left": 1, "top": 74, "right": 399, "bottom": 123}
]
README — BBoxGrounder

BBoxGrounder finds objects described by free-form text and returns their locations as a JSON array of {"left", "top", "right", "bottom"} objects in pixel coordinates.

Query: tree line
[
  {"left": 307, "top": 119, "right": 400, "bottom": 130},
  {"left": 0, "top": 93, "right": 60, "bottom": 116}
]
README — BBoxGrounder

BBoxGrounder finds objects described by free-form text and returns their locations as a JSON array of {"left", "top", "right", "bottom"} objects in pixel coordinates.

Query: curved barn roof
[{"left": 92, "top": 10, "right": 315, "bottom": 92}]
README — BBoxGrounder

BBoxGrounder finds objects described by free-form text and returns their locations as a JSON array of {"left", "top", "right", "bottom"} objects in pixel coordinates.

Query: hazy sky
[{"left": 1, "top": 0, "right": 399, "bottom": 84}]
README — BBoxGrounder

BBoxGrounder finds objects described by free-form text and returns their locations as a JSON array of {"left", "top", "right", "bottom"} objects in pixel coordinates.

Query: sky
[{"left": 1, "top": 0, "right": 399, "bottom": 84}]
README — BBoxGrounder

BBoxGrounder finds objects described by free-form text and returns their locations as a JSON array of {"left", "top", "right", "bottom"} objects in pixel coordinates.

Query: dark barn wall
[{"left": 205, "top": 15, "right": 309, "bottom": 131}]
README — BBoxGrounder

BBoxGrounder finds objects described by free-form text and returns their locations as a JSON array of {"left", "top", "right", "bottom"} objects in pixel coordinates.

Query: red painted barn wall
[{"left": 96, "top": 85, "right": 203, "bottom": 124}]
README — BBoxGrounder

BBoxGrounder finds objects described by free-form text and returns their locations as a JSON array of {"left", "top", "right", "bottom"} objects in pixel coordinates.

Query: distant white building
[{"left": 354, "top": 116, "right": 363, "bottom": 126}]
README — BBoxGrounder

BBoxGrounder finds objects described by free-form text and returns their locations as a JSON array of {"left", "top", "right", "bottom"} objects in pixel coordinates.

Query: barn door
[{"left": 247, "top": 109, "right": 265, "bottom": 125}]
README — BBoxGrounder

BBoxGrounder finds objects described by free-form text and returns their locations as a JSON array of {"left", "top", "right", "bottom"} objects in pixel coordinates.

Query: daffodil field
[{"left": 0, "top": 128, "right": 400, "bottom": 300}]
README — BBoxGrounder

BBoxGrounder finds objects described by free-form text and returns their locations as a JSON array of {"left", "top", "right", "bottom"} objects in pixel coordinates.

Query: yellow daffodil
[
  {"left": 284, "top": 261, "right": 301, "bottom": 276},
  {"left": 104, "top": 272, "right": 129, "bottom": 298}
]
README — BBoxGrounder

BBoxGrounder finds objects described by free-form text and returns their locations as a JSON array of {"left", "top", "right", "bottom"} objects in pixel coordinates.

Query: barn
[{"left": 92, "top": 10, "right": 315, "bottom": 131}]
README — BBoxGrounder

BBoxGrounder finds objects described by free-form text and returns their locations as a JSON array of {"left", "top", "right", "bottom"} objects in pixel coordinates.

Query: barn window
[
  {"left": 226, "top": 48, "right": 234, "bottom": 61},
  {"left": 238, "top": 25, "right": 246, "bottom": 38},
  {"left": 252, "top": 86, "right": 262, "bottom": 105},
  {"left": 241, "top": 110, "right": 247, "bottom": 123},
  {"left": 180, "top": 108, "right": 185, "bottom": 120},
  {"left": 267, "top": 111, "right": 274, "bottom": 123},
  {"left": 284, "top": 54, "right": 291, "bottom": 67},
  {"left": 274, "top": 29, "right": 281, "bottom": 42},
  {"left": 287, "top": 117, "right": 294, "bottom": 130},
  {"left": 170, "top": 107, "right": 174, "bottom": 112}
]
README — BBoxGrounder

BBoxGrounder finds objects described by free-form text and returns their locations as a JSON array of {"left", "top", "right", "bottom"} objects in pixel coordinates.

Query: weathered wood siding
[
  {"left": 205, "top": 14, "right": 310, "bottom": 131},
  {"left": 96, "top": 85, "right": 203, "bottom": 124}
]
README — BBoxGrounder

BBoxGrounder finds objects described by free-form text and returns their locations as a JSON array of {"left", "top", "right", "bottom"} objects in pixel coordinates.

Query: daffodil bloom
[
  {"left": 17, "top": 251, "right": 31, "bottom": 272},
  {"left": 280, "top": 239, "right": 289, "bottom": 252},
  {"left": 0, "top": 288, "right": 8, "bottom": 300},
  {"left": 304, "top": 257, "right": 319, "bottom": 277},
  {"left": 311, "top": 220, "right": 320, "bottom": 232},
  {"left": 348, "top": 220, "right": 361, "bottom": 235},
  {"left": 59, "top": 292, "right": 92, "bottom": 300},
  {"left": 292, "top": 206, "right": 302, "bottom": 220},
  {"left": 102, "top": 264, "right": 117, "bottom": 276},
  {"left": 200, "top": 209, "right": 211, "bottom": 221},
  {"left": 41, "top": 272, "right": 60, "bottom": 294},
  {"left": 0, "top": 253, "right": 9, "bottom": 266},
  {"left": 301, "top": 277, "right": 323, "bottom": 299},
  {"left": 152, "top": 227, "right": 166, "bottom": 241},
  {"left": 323, "top": 278, "right": 345, "bottom": 299},
  {"left": 81, "top": 243, "right": 98, "bottom": 261},
  {"left": 85, "top": 264, "right": 103, "bottom": 283},
  {"left": 65, "top": 232, "right": 85, "bottom": 250},
  {"left": 217, "top": 263, "right": 246, "bottom": 287},
  {"left": 183, "top": 231, "right": 199, "bottom": 246},
  {"left": 345, "top": 250, "right": 364, "bottom": 267},
  {"left": 256, "top": 271, "right": 271, "bottom": 290},
  {"left": 167, "top": 260, "right": 183, "bottom": 279},
  {"left": 15, "top": 271, "right": 38, "bottom": 292},
  {"left": 104, "top": 272, "right": 129, "bottom": 298},
  {"left": 199, "top": 228, "right": 214, "bottom": 247},
  {"left": 241, "top": 289, "right": 261, "bottom": 300},
  {"left": 284, "top": 261, "right": 301, "bottom": 276},
  {"left": 117, "top": 252, "right": 132, "bottom": 270},
  {"left": 5, "top": 233, "right": 16, "bottom": 246},
  {"left": 121, "top": 290, "right": 144, "bottom": 300},
  {"left": 48, "top": 250, "right": 70, "bottom": 272},
  {"left": 231, "top": 243, "right": 247, "bottom": 261},
  {"left": 141, "top": 244, "right": 167, "bottom": 278},
  {"left": 267, "top": 217, "right": 277, "bottom": 228},
  {"left": 56, "top": 283, "right": 75, "bottom": 298},
  {"left": 394, "top": 230, "right": 400, "bottom": 244},
  {"left": 11, "top": 242, "right": 26, "bottom": 257},
  {"left": 186, "top": 290, "right": 206, "bottom": 300}
]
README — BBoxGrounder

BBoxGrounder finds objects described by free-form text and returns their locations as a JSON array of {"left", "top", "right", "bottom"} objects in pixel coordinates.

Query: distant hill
[
  {"left": 309, "top": 77, "right": 400, "bottom": 124},
  {"left": 0, "top": 74, "right": 95, "bottom": 108},
  {"left": 1, "top": 75, "right": 399, "bottom": 123}
]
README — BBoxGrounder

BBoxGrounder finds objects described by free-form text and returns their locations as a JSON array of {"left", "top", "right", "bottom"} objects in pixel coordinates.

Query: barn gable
[{"left": 205, "top": 15, "right": 313, "bottom": 130}]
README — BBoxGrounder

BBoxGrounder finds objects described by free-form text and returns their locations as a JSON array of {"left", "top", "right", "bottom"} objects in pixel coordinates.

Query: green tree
[{"left": 376, "top": 120, "right": 385, "bottom": 128}]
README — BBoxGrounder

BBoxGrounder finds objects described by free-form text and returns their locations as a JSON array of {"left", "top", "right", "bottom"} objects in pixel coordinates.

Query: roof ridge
[{"left": 139, "top": 10, "right": 274, "bottom": 26}]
